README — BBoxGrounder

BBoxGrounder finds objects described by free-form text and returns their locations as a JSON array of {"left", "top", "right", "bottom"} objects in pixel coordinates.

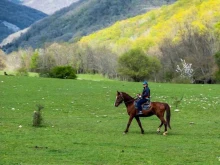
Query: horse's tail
[{"left": 165, "top": 103, "right": 171, "bottom": 129}]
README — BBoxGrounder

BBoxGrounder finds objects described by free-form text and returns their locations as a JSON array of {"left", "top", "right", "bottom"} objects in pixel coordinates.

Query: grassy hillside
[
  {"left": 0, "top": 75, "right": 219, "bottom": 164},
  {"left": 79, "top": 0, "right": 220, "bottom": 55},
  {"left": 2, "top": 0, "right": 176, "bottom": 53},
  {"left": 0, "top": 0, "right": 47, "bottom": 42}
]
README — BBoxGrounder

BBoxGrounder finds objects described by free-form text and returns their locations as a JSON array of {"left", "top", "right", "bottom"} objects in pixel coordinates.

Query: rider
[{"left": 137, "top": 80, "right": 150, "bottom": 115}]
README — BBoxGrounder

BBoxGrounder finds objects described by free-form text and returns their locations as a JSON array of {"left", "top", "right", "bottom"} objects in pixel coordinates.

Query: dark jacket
[{"left": 141, "top": 86, "right": 150, "bottom": 99}]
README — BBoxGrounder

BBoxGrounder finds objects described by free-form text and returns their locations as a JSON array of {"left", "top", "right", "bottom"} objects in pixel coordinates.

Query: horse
[{"left": 114, "top": 91, "right": 171, "bottom": 135}]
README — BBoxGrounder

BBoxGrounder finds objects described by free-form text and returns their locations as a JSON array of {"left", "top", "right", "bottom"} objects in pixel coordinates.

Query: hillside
[
  {"left": 0, "top": 28, "right": 29, "bottom": 47},
  {"left": 2, "top": 0, "right": 176, "bottom": 53},
  {"left": 78, "top": 0, "right": 220, "bottom": 55},
  {"left": 0, "top": 0, "right": 47, "bottom": 43},
  {"left": 8, "top": 0, "right": 80, "bottom": 15},
  {"left": 74, "top": 0, "right": 220, "bottom": 82}
]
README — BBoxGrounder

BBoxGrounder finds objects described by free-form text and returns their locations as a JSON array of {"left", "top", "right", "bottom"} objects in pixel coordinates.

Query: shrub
[
  {"left": 171, "top": 77, "right": 192, "bottom": 84},
  {"left": 172, "top": 95, "right": 184, "bottom": 109},
  {"left": 16, "top": 67, "right": 29, "bottom": 76},
  {"left": 33, "top": 105, "right": 44, "bottom": 127},
  {"left": 49, "top": 66, "right": 77, "bottom": 79}
]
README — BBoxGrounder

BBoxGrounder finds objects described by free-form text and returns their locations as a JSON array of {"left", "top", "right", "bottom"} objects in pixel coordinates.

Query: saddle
[{"left": 134, "top": 99, "right": 151, "bottom": 110}]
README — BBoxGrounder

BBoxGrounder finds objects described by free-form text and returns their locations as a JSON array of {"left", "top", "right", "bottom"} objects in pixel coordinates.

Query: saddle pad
[{"left": 134, "top": 101, "right": 151, "bottom": 110}]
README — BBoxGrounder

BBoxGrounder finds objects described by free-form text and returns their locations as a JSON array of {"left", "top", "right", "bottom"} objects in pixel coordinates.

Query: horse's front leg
[
  {"left": 135, "top": 116, "right": 144, "bottom": 134},
  {"left": 124, "top": 115, "right": 134, "bottom": 134}
]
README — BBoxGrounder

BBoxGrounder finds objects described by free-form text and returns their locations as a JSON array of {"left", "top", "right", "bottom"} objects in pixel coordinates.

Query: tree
[
  {"left": 159, "top": 23, "right": 218, "bottom": 82},
  {"left": 73, "top": 44, "right": 118, "bottom": 78},
  {"left": 37, "top": 49, "right": 56, "bottom": 76},
  {"left": 30, "top": 50, "right": 39, "bottom": 72},
  {"left": 118, "top": 48, "right": 160, "bottom": 81},
  {"left": 0, "top": 50, "right": 6, "bottom": 70},
  {"left": 214, "top": 51, "right": 220, "bottom": 68},
  {"left": 176, "top": 58, "right": 194, "bottom": 82},
  {"left": 214, "top": 51, "right": 220, "bottom": 82}
]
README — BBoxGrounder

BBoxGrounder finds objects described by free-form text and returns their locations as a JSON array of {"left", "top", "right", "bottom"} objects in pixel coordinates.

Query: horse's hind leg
[
  {"left": 157, "top": 116, "right": 168, "bottom": 135},
  {"left": 135, "top": 116, "right": 144, "bottom": 134},
  {"left": 157, "top": 121, "right": 163, "bottom": 133}
]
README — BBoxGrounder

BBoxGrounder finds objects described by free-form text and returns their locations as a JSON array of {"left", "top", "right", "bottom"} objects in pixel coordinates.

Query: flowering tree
[{"left": 176, "top": 59, "right": 194, "bottom": 80}]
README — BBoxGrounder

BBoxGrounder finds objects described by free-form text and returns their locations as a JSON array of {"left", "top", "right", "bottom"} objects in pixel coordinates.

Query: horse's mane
[{"left": 121, "top": 92, "right": 135, "bottom": 100}]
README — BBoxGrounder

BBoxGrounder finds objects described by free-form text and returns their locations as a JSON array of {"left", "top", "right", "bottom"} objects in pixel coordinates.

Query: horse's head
[{"left": 114, "top": 91, "right": 124, "bottom": 107}]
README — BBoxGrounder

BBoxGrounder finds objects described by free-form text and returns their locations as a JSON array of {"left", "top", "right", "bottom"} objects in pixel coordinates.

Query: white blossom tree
[{"left": 176, "top": 59, "right": 194, "bottom": 81}]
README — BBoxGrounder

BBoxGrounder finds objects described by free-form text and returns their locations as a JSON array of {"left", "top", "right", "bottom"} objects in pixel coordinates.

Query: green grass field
[{"left": 0, "top": 75, "right": 219, "bottom": 165}]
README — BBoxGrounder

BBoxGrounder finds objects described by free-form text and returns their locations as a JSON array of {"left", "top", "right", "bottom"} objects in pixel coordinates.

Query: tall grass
[{"left": 0, "top": 75, "right": 219, "bottom": 164}]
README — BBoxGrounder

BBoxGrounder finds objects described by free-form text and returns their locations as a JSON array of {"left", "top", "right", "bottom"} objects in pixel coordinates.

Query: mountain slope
[
  {"left": 78, "top": 0, "right": 220, "bottom": 55},
  {"left": 8, "top": 0, "right": 80, "bottom": 15},
  {"left": 0, "top": 0, "right": 47, "bottom": 43},
  {"left": 3, "top": 0, "right": 176, "bottom": 53}
]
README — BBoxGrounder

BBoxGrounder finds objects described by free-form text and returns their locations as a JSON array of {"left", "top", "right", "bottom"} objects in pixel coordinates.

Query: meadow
[{"left": 0, "top": 75, "right": 219, "bottom": 165}]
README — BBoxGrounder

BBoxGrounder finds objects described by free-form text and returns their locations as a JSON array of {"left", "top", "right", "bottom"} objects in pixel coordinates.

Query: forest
[{"left": 0, "top": 0, "right": 220, "bottom": 83}]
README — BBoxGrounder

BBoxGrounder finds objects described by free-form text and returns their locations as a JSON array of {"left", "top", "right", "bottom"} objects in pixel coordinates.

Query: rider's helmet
[{"left": 143, "top": 80, "right": 148, "bottom": 85}]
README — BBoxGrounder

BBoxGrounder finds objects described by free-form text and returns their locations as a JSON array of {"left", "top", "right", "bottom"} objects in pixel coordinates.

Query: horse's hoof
[
  {"left": 123, "top": 132, "right": 127, "bottom": 135},
  {"left": 163, "top": 131, "right": 168, "bottom": 136},
  {"left": 157, "top": 128, "right": 161, "bottom": 133}
]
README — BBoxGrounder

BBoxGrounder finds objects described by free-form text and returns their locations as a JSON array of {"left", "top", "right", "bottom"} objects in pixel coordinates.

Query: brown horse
[{"left": 114, "top": 91, "right": 171, "bottom": 135}]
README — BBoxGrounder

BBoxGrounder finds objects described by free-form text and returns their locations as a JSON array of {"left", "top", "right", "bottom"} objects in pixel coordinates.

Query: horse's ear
[{"left": 117, "top": 91, "right": 120, "bottom": 94}]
